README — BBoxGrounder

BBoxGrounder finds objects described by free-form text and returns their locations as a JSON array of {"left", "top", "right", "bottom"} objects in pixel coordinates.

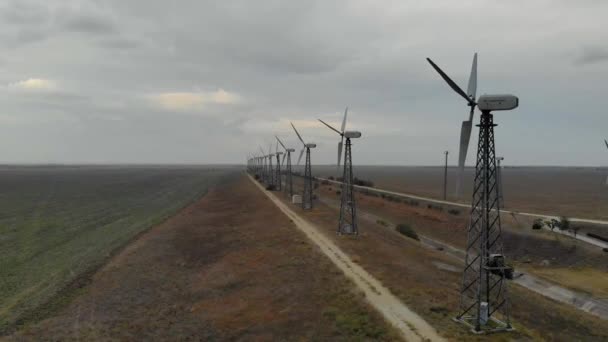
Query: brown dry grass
[
  {"left": 282, "top": 181, "right": 608, "bottom": 341},
  {"left": 8, "top": 175, "right": 399, "bottom": 341}
]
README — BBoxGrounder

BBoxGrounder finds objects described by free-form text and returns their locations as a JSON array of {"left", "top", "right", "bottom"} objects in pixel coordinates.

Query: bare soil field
[
  {"left": 308, "top": 165, "right": 608, "bottom": 221},
  {"left": 7, "top": 175, "right": 398, "bottom": 341},
  {"left": 280, "top": 179, "right": 608, "bottom": 341}
]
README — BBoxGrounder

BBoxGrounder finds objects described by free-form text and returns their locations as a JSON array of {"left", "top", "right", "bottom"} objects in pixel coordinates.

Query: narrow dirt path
[
  {"left": 318, "top": 195, "right": 608, "bottom": 320},
  {"left": 9, "top": 176, "right": 399, "bottom": 341},
  {"left": 249, "top": 176, "right": 445, "bottom": 342}
]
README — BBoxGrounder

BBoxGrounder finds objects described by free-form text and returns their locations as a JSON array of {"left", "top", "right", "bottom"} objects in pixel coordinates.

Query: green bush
[
  {"left": 532, "top": 219, "right": 544, "bottom": 230},
  {"left": 447, "top": 208, "right": 460, "bottom": 215},
  {"left": 395, "top": 224, "right": 419, "bottom": 241}
]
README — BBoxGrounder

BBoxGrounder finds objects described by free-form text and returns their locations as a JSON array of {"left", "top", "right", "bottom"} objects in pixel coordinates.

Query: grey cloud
[
  {"left": 61, "top": 13, "right": 116, "bottom": 35},
  {"left": 576, "top": 46, "right": 608, "bottom": 65},
  {"left": 0, "top": 0, "right": 607, "bottom": 165}
]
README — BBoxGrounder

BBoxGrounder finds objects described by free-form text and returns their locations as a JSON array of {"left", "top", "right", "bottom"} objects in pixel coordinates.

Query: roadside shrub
[
  {"left": 376, "top": 219, "right": 388, "bottom": 227},
  {"left": 336, "top": 190, "right": 341, "bottom": 196},
  {"left": 532, "top": 219, "right": 544, "bottom": 230},
  {"left": 447, "top": 208, "right": 460, "bottom": 215},
  {"left": 427, "top": 204, "right": 444, "bottom": 212},
  {"left": 254, "top": 174, "right": 260, "bottom": 180},
  {"left": 353, "top": 177, "right": 374, "bottom": 187},
  {"left": 328, "top": 176, "right": 335, "bottom": 180},
  {"left": 559, "top": 216, "right": 570, "bottom": 231},
  {"left": 265, "top": 184, "right": 276, "bottom": 191},
  {"left": 321, "top": 180, "right": 330, "bottom": 185},
  {"left": 395, "top": 224, "right": 419, "bottom": 241}
]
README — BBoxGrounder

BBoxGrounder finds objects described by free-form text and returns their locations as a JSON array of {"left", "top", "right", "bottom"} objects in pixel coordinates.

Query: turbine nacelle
[
  {"left": 344, "top": 131, "right": 362, "bottom": 139},
  {"left": 305, "top": 143, "right": 317, "bottom": 148},
  {"left": 477, "top": 94, "right": 519, "bottom": 112},
  {"left": 286, "top": 148, "right": 296, "bottom": 152}
]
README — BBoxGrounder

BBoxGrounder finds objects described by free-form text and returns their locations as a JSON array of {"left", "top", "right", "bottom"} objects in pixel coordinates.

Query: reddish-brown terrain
[{"left": 8, "top": 176, "right": 397, "bottom": 341}]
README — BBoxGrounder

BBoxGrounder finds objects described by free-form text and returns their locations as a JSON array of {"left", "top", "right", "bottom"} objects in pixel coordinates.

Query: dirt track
[
  {"left": 249, "top": 175, "right": 445, "bottom": 342},
  {"left": 8, "top": 176, "right": 397, "bottom": 341}
]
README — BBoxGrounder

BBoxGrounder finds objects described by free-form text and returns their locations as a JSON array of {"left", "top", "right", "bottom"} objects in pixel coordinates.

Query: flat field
[
  {"left": 9, "top": 175, "right": 397, "bottom": 341},
  {"left": 308, "top": 165, "right": 608, "bottom": 221},
  {"left": 284, "top": 177, "right": 608, "bottom": 341},
  {"left": 0, "top": 165, "right": 236, "bottom": 334}
]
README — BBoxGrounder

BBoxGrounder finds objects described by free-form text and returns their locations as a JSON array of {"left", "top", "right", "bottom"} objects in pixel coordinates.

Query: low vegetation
[
  {"left": 395, "top": 223, "right": 419, "bottom": 241},
  {"left": 0, "top": 166, "right": 232, "bottom": 334}
]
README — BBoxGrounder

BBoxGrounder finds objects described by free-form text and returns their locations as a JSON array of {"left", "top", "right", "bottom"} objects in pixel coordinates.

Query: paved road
[
  {"left": 318, "top": 196, "right": 608, "bottom": 321},
  {"left": 316, "top": 177, "right": 608, "bottom": 249},
  {"left": 250, "top": 175, "right": 446, "bottom": 342}
]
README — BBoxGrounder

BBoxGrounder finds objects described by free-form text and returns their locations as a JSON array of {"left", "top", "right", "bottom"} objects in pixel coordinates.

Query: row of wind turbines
[
  {"left": 247, "top": 52, "right": 524, "bottom": 334},
  {"left": 247, "top": 107, "right": 361, "bottom": 235}
]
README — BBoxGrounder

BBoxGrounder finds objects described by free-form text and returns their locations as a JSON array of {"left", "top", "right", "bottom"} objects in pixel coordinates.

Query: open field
[
  {"left": 8, "top": 175, "right": 398, "bottom": 341},
  {"left": 0, "top": 165, "right": 237, "bottom": 334},
  {"left": 305, "top": 165, "right": 608, "bottom": 222},
  {"left": 280, "top": 176, "right": 608, "bottom": 340}
]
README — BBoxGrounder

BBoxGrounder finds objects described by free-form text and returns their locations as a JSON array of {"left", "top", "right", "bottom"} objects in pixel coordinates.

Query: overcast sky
[{"left": 1, "top": 0, "right": 607, "bottom": 166}]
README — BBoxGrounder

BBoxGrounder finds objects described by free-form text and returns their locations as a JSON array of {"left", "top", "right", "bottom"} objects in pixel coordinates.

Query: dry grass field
[
  {"left": 279, "top": 178, "right": 608, "bottom": 341},
  {"left": 309, "top": 165, "right": 608, "bottom": 221},
  {"left": 7, "top": 175, "right": 398, "bottom": 341}
]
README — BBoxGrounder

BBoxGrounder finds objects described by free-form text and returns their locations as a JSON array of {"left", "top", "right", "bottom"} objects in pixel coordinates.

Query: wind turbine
[
  {"left": 259, "top": 146, "right": 268, "bottom": 184},
  {"left": 276, "top": 135, "right": 295, "bottom": 198},
  {"left": 274, "top": 140, "right": 283, "bottom": 191},
  {"left": 319, "top": 107, "right": 362, "bottom": 235},
  {"left": 291, "top": 122, "right": 316, "bottom": 210},
  {"left": 267, "top": 143, "right": 275, "bottom": 189},
  {"left": 427, "top": 55, "right": 518, "bottom": 334},
  {"left": 605, "top": 139, "right": 608, "bottom": 185}
]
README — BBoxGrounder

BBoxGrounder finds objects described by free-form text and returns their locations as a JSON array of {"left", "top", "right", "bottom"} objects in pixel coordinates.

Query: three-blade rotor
[
  {"left": 290, "top": 122, "right": 307, "bottom": 165},
  {"left": 318, "top": 107, "right": 348, "bottom": 167},
  {"left": 427, "top": 54, "right": 478, "bottom": 198}
]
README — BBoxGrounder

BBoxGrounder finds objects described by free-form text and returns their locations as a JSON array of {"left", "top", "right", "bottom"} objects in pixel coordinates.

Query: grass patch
[{"left": 0, "top": 166, "right": 233, "bottom": 334}]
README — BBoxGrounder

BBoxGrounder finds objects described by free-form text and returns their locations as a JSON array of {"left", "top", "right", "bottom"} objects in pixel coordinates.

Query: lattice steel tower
[
  {"left": 318, "top": 108, "right": 361, "bottom": 235},
  {"left": 339, "top": 137, "right": 357, "bottom": 234},
  {"left": 426, "top": 55, "right": 519, "bottom": 334},
  {"left": 274, "top": 141, "right": 282, "bottom": 191},
  {"left": 302, "top": 146, "right": 313, "bottom": 210},
  {"left": 291, "top": 122, "right": 316, "bottom": 211},
  {"left": 276, "top": 135, "right": 294, "bottom": 198},
  {"left": 455, "top": 111, "right": 513, "bottom": 333}
]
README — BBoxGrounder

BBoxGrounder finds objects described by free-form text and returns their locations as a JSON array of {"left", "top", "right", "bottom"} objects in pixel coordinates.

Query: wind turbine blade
[
  {"left": 291, "top": 122, "right": 305, "bottom": 145},
  {"left": 259, "top": 146, "right": 265, "bottom": 156},
  {"left": 605, "top": 139, "right": 608, "bottom": 149},
  {"left": 455, "top": 120, "right": 473, "bottom": 197},
  {"left": 467, "top": 53, "right": 478, "bottom": 101},
  {"left": 426, "top": 57, "right": 475, "bottom": 106},
  {"left": 341, "top": 107, "right": 348, "bottom": 133},
  {"left": 282, "top": 153, "right": 287, "bottom": 165},
  {"left": 318, "top": 119, "right": 341, "bottom": 135},
  {"left": 337, "top": 141, "right": 343, "bottom": 167},
  {"left": 297, "top": 148, "right": 305, "bottom": 165},
  {"left": 275, "top": 135, "right": 287, "bottom": 150}
]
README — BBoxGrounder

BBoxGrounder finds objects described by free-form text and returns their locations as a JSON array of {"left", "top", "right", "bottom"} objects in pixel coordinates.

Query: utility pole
[
  {"left": 497, "top": 157, "right": 504, "bottom": 208},
  {"left": 444, "top": 151, "right": 449, "bottom": 200}
]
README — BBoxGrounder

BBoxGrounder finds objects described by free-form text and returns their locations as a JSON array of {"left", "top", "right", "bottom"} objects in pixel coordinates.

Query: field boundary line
[
  {"left": 314, "top": 177, "right": 608, "bottom": 249},
  {"left": 248, "top": 175, "right": 445, "bottom": 342}
]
